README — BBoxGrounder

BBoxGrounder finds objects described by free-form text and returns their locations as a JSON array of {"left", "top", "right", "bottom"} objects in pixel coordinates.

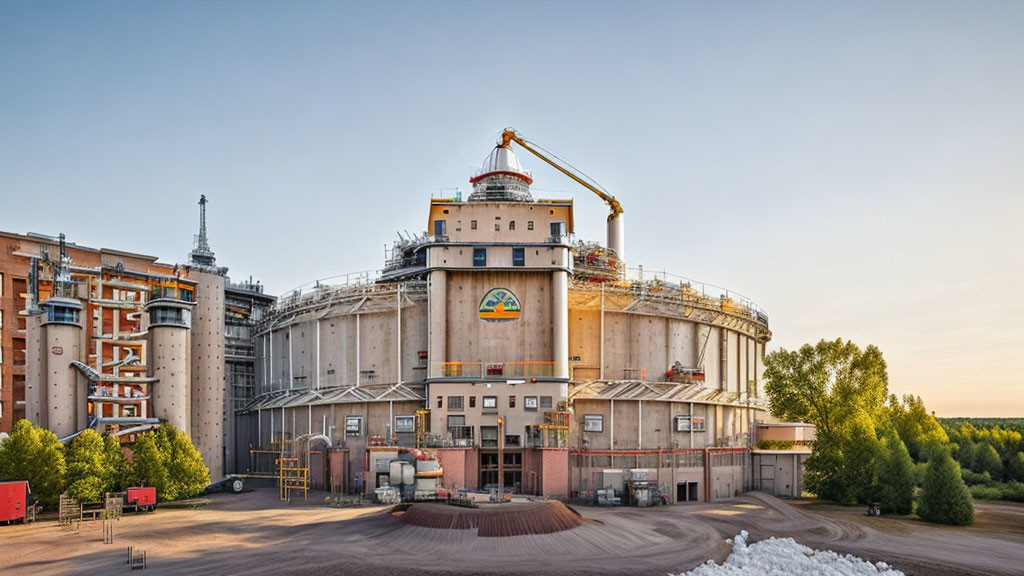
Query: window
[
  {"left": 674, "top": 416, "right": 692, "bottom": 432},
  {"left": 481, "top": 426, "right": 498, "bottom": 448},
  {"left": 509, "top": 220, "right": 515, "bottom": 231},
  {"left": 524, "top": 396, "right": 538, "bottom": 411},
  {"left": 540, "top": 396, "right": 553, "bottom": 409},
  {"left": 494, "top": 223, "right": 500, "bottom": 231},
  {"left": 509, "top": 396, "right": 516, "bottom": 408},
  {"left": 437, "top": 396, "right": 443, "bottom": 408},
  {"left": 471, "top": 220, "right": 478, "bottom": 230},
  {"left": 473, "top": 248, "right": 486, "bottom": 267},
  {"left": 345, "top": 416, "right": 363, "bottom": 435},
  {"left": 550, "top": 221, "right": 565, "bottom": 237},
  {"left": 527, "top": 221, "right": 534, "bottom": 230},
  {"left": 447, "top": 414, "right": 466, "bottom": 428},
  {"left": 448, "top": 396, "right": 464, "bottom": 411},
  {"left": 433, "top": 219, "right": 446, "bottom": 236},
  {"left": 691, "top": 417, "right": 706, "bottom": 431},
  {"left": 395, "top": 415, "right": 415, "bottom": 433},
  {"left": 483, "top": 396, "right": 497, "bottom": 410},
  {"left": 469, "top": 396, "right": 476, "bottom": 408},
  {"left": 583, "top": 414, "right": 603, "bottom": 432},
  {"left": 512, "top": 247, "right": 525, "bottom": 267}
]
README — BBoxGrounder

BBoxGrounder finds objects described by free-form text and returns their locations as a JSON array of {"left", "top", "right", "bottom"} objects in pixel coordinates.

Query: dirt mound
[{"left": 397, "top": 501, "right": 588, "bottom": 537}]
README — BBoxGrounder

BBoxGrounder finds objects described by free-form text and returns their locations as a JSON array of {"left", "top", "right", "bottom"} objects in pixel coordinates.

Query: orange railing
[{"left": 439, "top": 361, "right": 555, "bottom": 379}]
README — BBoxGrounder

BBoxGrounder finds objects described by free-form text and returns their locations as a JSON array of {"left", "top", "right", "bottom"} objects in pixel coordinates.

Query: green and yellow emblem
[{"left": 478, "top": 287, "right": 522, "bottom": 322}]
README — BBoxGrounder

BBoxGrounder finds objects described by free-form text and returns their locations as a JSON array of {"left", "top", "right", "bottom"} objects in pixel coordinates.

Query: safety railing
[{"left": 438, "top": 361, "right": 556, "bottom": 379}]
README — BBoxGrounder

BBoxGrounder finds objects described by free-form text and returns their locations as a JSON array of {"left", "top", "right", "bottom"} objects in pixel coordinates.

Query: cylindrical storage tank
[
  {"left": 40, "top": 298, "right": 83, "bottom": 439},
  {"left": 146, "top": 298, "right": 193, "bottom": 433},
  {"left": 606, "top": 213, "right": 624, "bottom": 263},
  {"left": 389, "top": 460, "right": 403, "bottom": 486}
]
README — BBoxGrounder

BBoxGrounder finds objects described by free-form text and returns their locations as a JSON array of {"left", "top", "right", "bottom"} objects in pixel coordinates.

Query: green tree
[
  {"left": 974, "top": 443, "right": 1004, "bottom": 480},
  {"left": 955, "top": 437, "right": 976, "bottom": 471},
  {"left": 103, "top": 434, "right": 132, "bottom": 492},
  {"left": 804, "top": 415, "right": 882, "bottom": 505},
  {"left": 65, "top": 429, "right": 107, "bottom": 502},
  {"left": 885, "top": 395, "right": 948, "bottom": 461},
  {"left": 131, "top": 433, "right": 169, "bottom": 500},
  {"left": 764, "top": 338, "right": 889, "bottom": 437},
  {"left": 165, "top": 429, "right": 210, "bottom": 499},
  {"left": 918, "top": 448, "right": 974, "bottom": 526},
  {"left": 1008, "top": 452, "right": 1024, "bottom": 483},
  {"left": 874, "top": 430, "right": 915, "bottom": 514},
  {"left": 0, "top": 420, "right": 66, "bottom": 507}
]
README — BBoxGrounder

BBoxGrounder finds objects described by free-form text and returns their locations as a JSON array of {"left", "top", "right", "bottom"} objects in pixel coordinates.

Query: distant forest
[{"left": 939, "top": 418, "right": 1024, "bottom": 433}]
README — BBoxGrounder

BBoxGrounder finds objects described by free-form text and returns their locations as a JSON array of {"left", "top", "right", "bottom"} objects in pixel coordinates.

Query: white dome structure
[{"left": 468, "top": 145, "right": 534, "bottom": 202}]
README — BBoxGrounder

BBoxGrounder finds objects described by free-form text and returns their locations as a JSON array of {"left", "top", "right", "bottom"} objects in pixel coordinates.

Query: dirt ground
[{"left": 2, "top": 490, "right": 1023, "bottom": 576}]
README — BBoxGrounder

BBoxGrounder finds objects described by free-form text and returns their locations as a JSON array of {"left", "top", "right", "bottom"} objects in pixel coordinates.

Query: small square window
[
  {"left": 433, "top": 220, "right": 446, "bottom": 236},
  {"left": 527, "top": 221, "right": 534, "bottom": 231},
  {"left": 540, "top": 396, "right": 553, "bottom": 409},
  {"left": 494, "top": 223, "right": 500, "bottom": 231},
  {"left": 471, "top": 220, "right": 478, "bottom": 230},
  {"left": 469, "top": 396, "right": 476, "bottom": 408},
  {"left": 473, "top": 248, "right": 486, "bottom": 267},
  {"left": 448, "top": 396, "right": 464, "bottom": 411},
  {"left": 583, "top": 414, "right": 603, "bottom": 433},
  {"left": 483, "top": 396, "right": 497, "bottom": 410},
  {"left": 345, "top": 416, "right": 363, "bottom": 435},
  {"left": 513, "top": 248, "right": 525, "bottom": 267},
  {"left": 395, "top": 415, "right": 415, "bottom": 433},
  {"left": 509, "top": 396, "right": 516, "bottom": 408},
  {"left": 691, "top": 417, "right": 706, "bottom": 431},
  {"left": 524, "top": 396, "right": 538, "bottom": 411}
]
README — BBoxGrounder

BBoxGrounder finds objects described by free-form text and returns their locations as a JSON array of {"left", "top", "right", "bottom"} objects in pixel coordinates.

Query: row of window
[
  {"left": 345, "top": 414, "right": 417, "bottom": 435},
  {"left": 581, "top": 414, "right": 707, "bottom": 433},
  {"left": 471, "top": 247, "right": 528, "bottom": 267},
  {"left": 439, "top": 395, "right": 553, "bottom": 411},
  {"left": 433, "top": 220, "right": 565, "bottom": 236}
]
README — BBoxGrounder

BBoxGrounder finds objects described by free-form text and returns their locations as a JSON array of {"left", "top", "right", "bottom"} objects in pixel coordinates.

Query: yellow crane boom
[{"left": 500, "top": 128, "right": 625, "bottom": 260}]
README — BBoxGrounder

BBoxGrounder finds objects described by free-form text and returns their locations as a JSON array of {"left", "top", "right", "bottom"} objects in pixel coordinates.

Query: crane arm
[{"left": 501, "top": 128, "right": 623, "bottom": 219}]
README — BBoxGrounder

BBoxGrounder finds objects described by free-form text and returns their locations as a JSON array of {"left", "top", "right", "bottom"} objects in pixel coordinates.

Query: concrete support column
[
  {"left": 45, "top": 323, "right": 81, "bottom": 438},
  {"left": 552, "top": 270, "right": 569, "bottom": 379},
  {"left": 150, "top": 323, "right": 191, "bottom": 433},
  {"left": 667, "top": 319, "right": 683, "bottom": 368},
  {"left": 427, "top": 270, "right": 447, "bottom": 378}
]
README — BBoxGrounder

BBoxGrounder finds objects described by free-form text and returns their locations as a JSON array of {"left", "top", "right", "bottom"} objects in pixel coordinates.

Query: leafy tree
[
  {"left": 131, "top": 433, "right": 169, "bottom": 500},
  {"left": 65, "top": 429, "right": 107, "bottom": 502},
  {"left": 160, "top": 425, "right": 210, "bottom": 500},
  {"left": 974, "top": 443, "right": 1004, "bottom": 480},
  {"left": 0, "top": 420, "right": 66, "bottom": 507},
  {"left": 764, "top": 338, "right": 888, "bottom": 437},
  {"left": 103, "top": 434, "right": 132, "bottom": 492},
  {"left": 918, "top": 448, "right": 974, "bottom": 526},
  {"left": 955, "top": 437, "right": 976, "bottom": 471},
  {"left": 1009, "top": 452, "right": 1024, "bottom": 483},
  {"left": 874, "top": 430, "right": 915, "bottom": 514},
  {"left": 805, "top": 415, "right": 882, "bottom": 505},
  {"left": 885, "top": 395, "right": 948, "bottom": 461}
]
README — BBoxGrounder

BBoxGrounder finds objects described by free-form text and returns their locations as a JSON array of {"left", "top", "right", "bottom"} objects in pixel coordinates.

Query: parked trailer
[
  {"left": 1, "top": 481, "right": 31, "bottom": 525},
  {"left": 124, "top": 487, "right": 157, "bottom": 512}
]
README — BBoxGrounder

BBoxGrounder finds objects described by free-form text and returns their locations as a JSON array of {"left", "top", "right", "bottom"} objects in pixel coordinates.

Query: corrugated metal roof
[
  {"left": 569, "top": 380, "right": 768, "bottom": 409},
  {"left": 238, "top": 383, "right": 425, "bottom": 413}
]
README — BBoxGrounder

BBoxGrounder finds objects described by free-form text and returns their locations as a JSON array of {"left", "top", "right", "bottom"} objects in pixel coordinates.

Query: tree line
[
  {"left": 765, "top": 338, "right": 974, "bottom": 525},
  {"left": 0, "top": 420, "right": 210, "bottom": 508},
  {"left": 943, "top": 421, "right": 1024, "bottom": 502}
]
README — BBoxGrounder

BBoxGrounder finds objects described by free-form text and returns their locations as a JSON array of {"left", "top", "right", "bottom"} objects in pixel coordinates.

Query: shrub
[
  {"left": 961, "top": 469, "right": 992, "bottom": 486},
  {"left": 874, "top": 430, "right": 915, "bottom": 514},
  {"left": 0, "top": 420, "right": 67, "bottom": 507},
  {"left": 971, "top": 481, "right": 1024, "bottom": 503},
  {"left": 918, "top": 448, "right": 974, "bottom": 525},
  {"left": 757, "top": 440, "right": 795, "bottom": 450},
  {"left": 65, "top": 430, "right": 107, "bottom": 502}
]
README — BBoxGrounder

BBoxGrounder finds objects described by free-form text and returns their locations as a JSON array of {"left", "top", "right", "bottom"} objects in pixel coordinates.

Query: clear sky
[{"left": 2, "top": 2, "right": 1021, "bottom": 416}]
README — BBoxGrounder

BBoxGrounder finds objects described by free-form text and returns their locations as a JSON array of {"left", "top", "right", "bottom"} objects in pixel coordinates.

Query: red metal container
[
  {"left": 126, "top": 486, "right": 157, "bottom": 510},
  {"left": 0, "top": 481, "right": 29, "bottom": 524}
]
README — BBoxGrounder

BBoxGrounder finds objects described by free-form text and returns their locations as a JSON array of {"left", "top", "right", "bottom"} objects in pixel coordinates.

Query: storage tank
[
  {"left": 146, "top": 296, "right": 193, "bottom": 432},
  {"left": 39, "top": 298, "right": 83, "bottom": 438}
]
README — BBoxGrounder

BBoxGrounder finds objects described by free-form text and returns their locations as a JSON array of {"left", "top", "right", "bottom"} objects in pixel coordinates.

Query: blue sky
[{"left": 2, "top": 2, "right": 1022, "bottom": 416}]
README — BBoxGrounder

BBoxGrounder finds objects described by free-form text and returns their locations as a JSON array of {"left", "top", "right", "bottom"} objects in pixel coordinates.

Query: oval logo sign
[{"left": 479, "top": 288, "right": 521, "bottom": 322}]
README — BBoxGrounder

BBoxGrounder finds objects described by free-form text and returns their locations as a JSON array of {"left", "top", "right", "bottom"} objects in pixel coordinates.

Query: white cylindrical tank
[
  {"left": 146, "top": 299, "right": 193, "bottom": 432},
  {"left": 607, "top": 213, "right": 624, "bottom": 263},
  {"left": 40, "top": 298, "right": 83, "bottom": 439}
]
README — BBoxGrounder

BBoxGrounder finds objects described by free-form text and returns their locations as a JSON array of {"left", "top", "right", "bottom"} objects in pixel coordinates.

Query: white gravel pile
[{"left": 674, "top": 530, "right": 905, "bottom": 576}]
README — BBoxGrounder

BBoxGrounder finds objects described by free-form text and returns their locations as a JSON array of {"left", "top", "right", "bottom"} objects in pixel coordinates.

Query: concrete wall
[
  {"left": 572, "top": 398, "right": 715, "bottom": 451},
  {"left": 752, "top": 451, "right": 809, "bottom": 498},
  {"left": 429, "top": 381, "right": 566, "bottom": 441},
  {"left": 190, "top": 270, "right": 226, "bottom": 480},
  {"left": 150, "top": 325, "right": 190, "bottom": 433}
]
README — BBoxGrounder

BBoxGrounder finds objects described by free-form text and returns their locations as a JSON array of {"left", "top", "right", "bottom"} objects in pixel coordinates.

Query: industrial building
[
  {"left": 238, "top": 129, "right": 784, "bottom": 503},
  {"left": 0, "top": 197, "right": 273, "bottom": 481}
]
